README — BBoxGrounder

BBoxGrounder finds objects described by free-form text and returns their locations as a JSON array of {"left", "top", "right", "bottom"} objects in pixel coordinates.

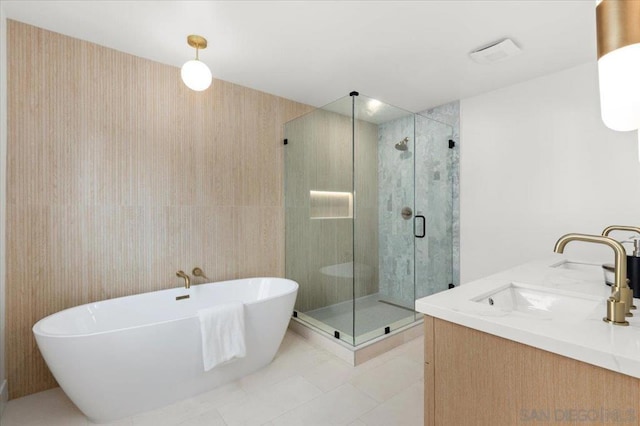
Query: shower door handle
[{"left": 414, "top": 215, "right": 426, "bottom": 238}]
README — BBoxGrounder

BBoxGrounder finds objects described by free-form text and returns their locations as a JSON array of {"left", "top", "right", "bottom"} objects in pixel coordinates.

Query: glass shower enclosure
[{"left": 284, "top": 92, "right": 454, "bottom": 346}]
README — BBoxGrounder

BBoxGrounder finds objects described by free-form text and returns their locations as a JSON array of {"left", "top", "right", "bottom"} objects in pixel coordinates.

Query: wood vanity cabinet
[{"left": 423, "top": 315, "right": 640, "bottom": 426}]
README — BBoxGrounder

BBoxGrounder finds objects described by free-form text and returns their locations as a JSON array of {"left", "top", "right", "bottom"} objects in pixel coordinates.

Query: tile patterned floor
[{"left": 1, "top": 331, "right": 424, "bottom": 426}]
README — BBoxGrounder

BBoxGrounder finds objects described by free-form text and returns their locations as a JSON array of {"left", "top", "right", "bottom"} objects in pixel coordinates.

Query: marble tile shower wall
[
  {"left": 377, "top": 115, "right": 416, "bottom": 307},
  {"left": 377, "top": 101, "right": 460, "bottom": 305}
]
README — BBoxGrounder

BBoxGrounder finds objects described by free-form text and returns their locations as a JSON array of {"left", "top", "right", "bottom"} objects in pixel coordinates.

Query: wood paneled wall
[{"left": 6, "top": 20, "right": 312, "bottom": 399}]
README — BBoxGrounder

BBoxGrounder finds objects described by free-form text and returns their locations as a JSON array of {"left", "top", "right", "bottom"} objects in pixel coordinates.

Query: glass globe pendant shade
[
  {"left": 598, "top": 43, "right": 640, "bottom": 131},
  {"left": 181, "top": 59, "right": 212, "bottom": 91}
]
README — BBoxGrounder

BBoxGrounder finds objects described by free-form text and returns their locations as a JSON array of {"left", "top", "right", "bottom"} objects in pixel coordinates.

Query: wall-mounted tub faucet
[
  {"left": 176, "top": 270, "right": 191, "bottom": 289},
  {"left": 192, "top": 267, "right": 210, "bottom": 281},
  {"left": 554, "top": 233, "right": 630, "bottom": 326}
]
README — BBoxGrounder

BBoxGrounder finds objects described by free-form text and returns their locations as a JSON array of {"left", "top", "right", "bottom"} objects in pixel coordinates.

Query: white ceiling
[{"left": 2, "top": 0, "right": 597, "bottom": 112}]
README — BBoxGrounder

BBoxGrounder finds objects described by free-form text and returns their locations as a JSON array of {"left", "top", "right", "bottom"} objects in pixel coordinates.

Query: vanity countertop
[{"left": 415, "top": 254, "right": 640, "bottom": 379}]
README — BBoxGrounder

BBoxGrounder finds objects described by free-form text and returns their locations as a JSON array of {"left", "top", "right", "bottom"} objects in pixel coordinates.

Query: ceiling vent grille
[{"left": 469, "top": 38, "right": 522, "bottom": 64}]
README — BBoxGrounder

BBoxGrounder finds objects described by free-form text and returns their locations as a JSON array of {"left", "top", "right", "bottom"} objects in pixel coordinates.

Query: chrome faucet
[
  {"left": 176, "top": 270, "right": 191, "bottom": 289},
  {"left": 554, "top": 233, "right": 630, "bottom": 326}
]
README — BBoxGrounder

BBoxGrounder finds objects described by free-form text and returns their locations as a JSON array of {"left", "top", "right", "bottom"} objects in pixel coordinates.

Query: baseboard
[{"left": 0, "top": 379, "right": 7, "bottom": 419}]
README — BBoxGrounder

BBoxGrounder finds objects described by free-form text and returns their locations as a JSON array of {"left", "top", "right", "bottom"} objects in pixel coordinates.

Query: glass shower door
[
  {"left": 414, "top": 114, "right": 454, "bottom": 298},
  {"left": 353, "top": 95, "right": 417, "bottom": 345}
]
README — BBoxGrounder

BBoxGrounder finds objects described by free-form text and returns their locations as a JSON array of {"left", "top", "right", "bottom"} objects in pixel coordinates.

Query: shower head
[{"left": 395, "top": 137, "right": 409, "bottom": 151}]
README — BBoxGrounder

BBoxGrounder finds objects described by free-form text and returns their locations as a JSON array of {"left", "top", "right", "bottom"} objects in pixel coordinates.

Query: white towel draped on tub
[{"left": 197, "top": 302, "right": 246, "bottom": 372}]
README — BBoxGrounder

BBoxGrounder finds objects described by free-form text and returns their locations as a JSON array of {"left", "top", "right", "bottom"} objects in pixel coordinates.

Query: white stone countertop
[{"left": 415, "top": 254, "right": 640, "bottom": 379}]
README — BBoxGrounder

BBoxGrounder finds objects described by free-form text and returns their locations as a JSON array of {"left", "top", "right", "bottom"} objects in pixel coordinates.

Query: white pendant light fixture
[
  {"left": 596, "top": 0, "right": 640, "bottom": 132},
  {"left": 181, "top": 35, "right": 212, "bottom": 91}
]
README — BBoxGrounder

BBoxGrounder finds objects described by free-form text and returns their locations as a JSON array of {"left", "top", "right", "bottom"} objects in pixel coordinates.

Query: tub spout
[{"left": 176, "top": 270, "right": 191, "bottom": 289}]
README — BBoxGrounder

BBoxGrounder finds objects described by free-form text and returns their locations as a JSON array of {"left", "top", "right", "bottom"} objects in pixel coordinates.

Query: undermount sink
[{"left": 473, "top": 283, "right": 602, "bottom": 320}]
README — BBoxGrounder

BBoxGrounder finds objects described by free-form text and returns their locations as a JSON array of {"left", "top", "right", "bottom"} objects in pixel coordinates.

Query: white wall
[
  {"left": 460, "top": 62, "right": 640, "bottom": 283},
  {"left": 0, "top": 4, "right": 8, "bottom": 415}
]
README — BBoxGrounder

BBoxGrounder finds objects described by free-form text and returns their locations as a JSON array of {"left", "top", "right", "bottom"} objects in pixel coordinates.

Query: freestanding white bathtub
[{"left": 33, "top": 277, "right": 298, "bottom": 423}]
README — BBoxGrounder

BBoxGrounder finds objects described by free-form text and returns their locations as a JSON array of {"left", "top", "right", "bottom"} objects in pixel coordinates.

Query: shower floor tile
[
  {"left": 2, "top": 331, "right": 423, "bottom": 426},
  {"left": 303, "top": 293, "right": 416, "bottom": 338}
]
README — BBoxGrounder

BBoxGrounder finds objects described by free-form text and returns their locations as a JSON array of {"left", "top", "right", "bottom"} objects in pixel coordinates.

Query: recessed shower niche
[
  {"left": 309, "top": 190, "right": 353, "bottom": 219},
  {"left": 284, "top": 92, "right": 457, "bottom": 347}
]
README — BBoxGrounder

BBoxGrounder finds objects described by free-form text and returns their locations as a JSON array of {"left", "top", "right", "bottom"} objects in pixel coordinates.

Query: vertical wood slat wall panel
[{"left": 6, "top": 20, "right": 313, "bottom": 399}]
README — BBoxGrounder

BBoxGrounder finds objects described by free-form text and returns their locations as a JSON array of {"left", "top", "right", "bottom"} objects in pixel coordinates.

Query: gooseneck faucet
[
  {"left": 554, "top": 233, "right": 630, "bottom": 326},
  {"left": 176, "top": 270, "right": 191, "bottom": 289}
]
